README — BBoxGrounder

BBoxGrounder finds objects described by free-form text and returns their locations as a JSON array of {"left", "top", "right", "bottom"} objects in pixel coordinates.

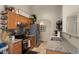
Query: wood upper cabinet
[
  {"left": 16, "top": 15, "right": 32, "bottom": 29},
  {"left": 6, "top": 11, "right": 31, "bottom": 30},
  {"left": 7, "top": 11, "right": 17, "bottom": 29}
]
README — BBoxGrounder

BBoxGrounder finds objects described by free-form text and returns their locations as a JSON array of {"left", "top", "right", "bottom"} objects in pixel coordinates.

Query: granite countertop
[
  {"left": 46, "top": 41, "right": 63, "bottom": 52},
  {"left": 46, "top": 40, "right": 77, "bottom": 53},
  {"left": 8, "top": 39, "right": 22, "bottom": 44}
]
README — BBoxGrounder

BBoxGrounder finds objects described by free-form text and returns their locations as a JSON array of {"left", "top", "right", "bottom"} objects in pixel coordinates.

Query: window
[{"left": 67, "top": 15, "right": 77, "bottom": 36}]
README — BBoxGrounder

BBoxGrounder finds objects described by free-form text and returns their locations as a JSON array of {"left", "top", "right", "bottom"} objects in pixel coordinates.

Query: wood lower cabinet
[
  {"left": 46, "top": 50, "right": 64, "bottom": 54},
  {"left": 8, "top": 40, "right": 22, "bottom": 54},
  {"left": 28, "top": 36, "right": 36, "bottom": 49}
]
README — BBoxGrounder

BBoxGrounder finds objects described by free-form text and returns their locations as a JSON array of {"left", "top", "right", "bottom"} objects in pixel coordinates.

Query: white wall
[
  {"left": 31, "top": 5, "right": 62, "bottom": 41},
  {"left": 10, "top": 5, "right": 32, "bottom": 14},
  {"left": 63, "top": 5, "right": 79, "bottom": 32}
]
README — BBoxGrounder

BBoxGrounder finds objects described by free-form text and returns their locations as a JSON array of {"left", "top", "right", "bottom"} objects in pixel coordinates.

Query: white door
[{"left": 38, "top": 19, "right": 51, "bottom": 41}]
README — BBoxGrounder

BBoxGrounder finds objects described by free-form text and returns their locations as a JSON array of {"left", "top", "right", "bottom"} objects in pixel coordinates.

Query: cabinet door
[
  {"left": 9, "top": 41, "right": 22, "bottom": 54},
  {"left": 7, "top": 11, "right": 17, "bottom": 29},
  {"left": 16, "top": 15, "right": 32, "bottom": 29},
  {"left": 29, "top": 36, "right": 36, "bottom": 49}
]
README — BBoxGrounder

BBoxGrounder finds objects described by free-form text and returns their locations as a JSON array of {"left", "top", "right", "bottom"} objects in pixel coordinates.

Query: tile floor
[{"left": 32, "top": 42, "right": 47, "bottom": 54}]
